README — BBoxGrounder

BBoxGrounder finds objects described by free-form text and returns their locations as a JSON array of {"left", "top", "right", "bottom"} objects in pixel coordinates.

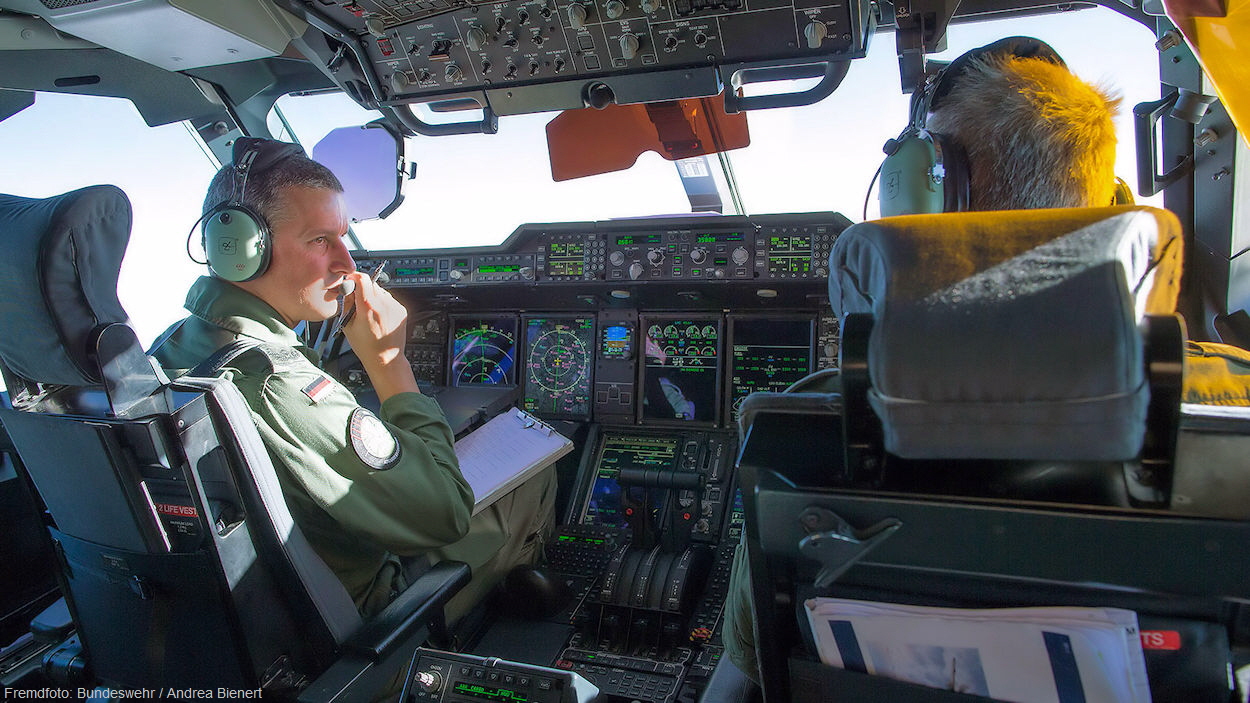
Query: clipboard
[{"left": 454, "top": 408, "right": 573, "bottom": 515}]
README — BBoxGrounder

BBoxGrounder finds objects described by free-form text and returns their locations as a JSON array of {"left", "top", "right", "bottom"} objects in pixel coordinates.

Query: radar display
[
  {"left": 450, "top": 316, "right": 518, "bottom": 386},
  {"left": 522, "top": 316, "right": 594, "bottom": 418}
]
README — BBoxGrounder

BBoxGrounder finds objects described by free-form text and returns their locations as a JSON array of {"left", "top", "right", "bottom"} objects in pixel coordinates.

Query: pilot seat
[
  {"left": 735, "top": 206, "right": 1250, "bottom": 702},
  {"left": 0, "top": 185, "right": 470, "bottom": 700}
]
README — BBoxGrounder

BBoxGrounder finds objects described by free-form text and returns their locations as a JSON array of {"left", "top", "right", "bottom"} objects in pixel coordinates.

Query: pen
[{"left": 337, "top": 260, "right": 388, "bottom": 332}]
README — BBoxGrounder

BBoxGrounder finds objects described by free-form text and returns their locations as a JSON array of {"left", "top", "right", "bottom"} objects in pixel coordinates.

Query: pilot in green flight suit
[{"left": 154, "top": 138, "right": 554, "bottom": 622}]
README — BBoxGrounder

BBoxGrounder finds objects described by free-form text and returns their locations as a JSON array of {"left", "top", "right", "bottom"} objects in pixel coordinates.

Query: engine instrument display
[
  {"left": 522, "top": 316, "right": 594, "bottom": 419},
  {"left": 640, "top": 317, "right": 721, "bottom": 425},
  {"left": 727, "top": 317, "right": 815, "bottom": 422},
  {"left": 582, "top": 434, "right": 679, "bottom": 526},
  {"left": 450, "top": 316, "right": 518, "bottom": 386}
]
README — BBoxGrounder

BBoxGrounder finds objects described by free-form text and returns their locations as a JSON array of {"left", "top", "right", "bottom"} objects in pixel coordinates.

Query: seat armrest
[{"left": 343, "top": 560, "right": 471, "bottom": 663}]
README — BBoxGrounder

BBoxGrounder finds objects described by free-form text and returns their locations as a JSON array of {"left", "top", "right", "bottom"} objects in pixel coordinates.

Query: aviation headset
[
  {"left": 877, "top": 37, "right": 1132, "bottom": 217},
  {"left": 199, "top": 137, "right": 306, "bottom": 282}
]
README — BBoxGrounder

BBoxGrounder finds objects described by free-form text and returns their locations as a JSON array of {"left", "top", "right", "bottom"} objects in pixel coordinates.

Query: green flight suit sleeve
[{"left": 240, "top": 361, "right": 474, "bottom": 555}]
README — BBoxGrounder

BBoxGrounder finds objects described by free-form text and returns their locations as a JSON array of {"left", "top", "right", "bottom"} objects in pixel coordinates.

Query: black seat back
[{"left": 0, "top": 186, "right": 362, "bottom": 692}]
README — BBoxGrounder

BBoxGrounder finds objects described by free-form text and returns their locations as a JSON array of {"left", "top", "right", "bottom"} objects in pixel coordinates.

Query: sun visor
[{"left": 547, "top": 96, "right": 749, "bottom": 181}]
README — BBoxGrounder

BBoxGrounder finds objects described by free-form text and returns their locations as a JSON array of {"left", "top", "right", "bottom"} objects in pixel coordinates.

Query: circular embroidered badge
[{"left": 349, "top": 407, "right": 401, "bottom": 470}]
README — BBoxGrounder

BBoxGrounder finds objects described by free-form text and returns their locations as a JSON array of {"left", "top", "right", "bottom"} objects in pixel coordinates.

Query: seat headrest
[
  {"left": 829, "top": 206, "right": 1183, "bottom": 460},
  {"left": 0, "top": 186, "right": 132, "bottom": 386}
]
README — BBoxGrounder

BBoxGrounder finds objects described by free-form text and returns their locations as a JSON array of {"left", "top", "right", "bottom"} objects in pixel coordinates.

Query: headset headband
[{"left": 926, "top": 37, "right": 1065, "bottom": 116}]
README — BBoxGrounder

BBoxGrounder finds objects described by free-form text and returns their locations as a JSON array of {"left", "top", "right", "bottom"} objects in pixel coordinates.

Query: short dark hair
[
  {"left": 202, "top": 147, "right": 343, "bottom": 226},
  {"left": 927, "top": 53, "right": 1120, "bottom": 210}
]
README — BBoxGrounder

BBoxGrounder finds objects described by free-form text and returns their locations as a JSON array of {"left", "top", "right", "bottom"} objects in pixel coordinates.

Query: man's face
[{"left": 239, "top": 185, "right": 355, "bottom": 326}]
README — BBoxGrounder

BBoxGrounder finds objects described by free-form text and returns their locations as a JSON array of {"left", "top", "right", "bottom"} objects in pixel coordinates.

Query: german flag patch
[{"left": 301, "top": 374, "right": 334, "bottom": 403}]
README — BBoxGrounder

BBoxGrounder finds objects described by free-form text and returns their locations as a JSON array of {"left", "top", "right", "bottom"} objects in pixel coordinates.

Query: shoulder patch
[
  {"left": 255, "top": 343, "right": 306, "bottom": 373},
  {"left": 349, "top": 407, "right": 401, "bottom": 470}
]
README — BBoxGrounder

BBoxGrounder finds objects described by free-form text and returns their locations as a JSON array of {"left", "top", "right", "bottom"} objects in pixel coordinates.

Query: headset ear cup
[
  {"left": 879, "top": 131, "right": 947, "bottom": 217},
  {"left": 203, "top": 204, "right": 271, "bottom": 282},
  {"left": 1112, "top": 177, "right": 1135, "bottom": 206},
  {"left": 933, "top": 133, "right": 970, "bottom": 212}
]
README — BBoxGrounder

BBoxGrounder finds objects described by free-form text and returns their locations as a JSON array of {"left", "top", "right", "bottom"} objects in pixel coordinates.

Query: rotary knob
[
  {"left": 520, "top": 266, "right": 535, "bottom": 280},
  {"left": 449, "top": 269, "right": 465, "bottom": 281},
  {"left": 690, "top": 247, "right": 707, "bottom": 264},
  {"left": 445, "top": 63, "right": 464, "bottom": 82},
  {"left": 364, "top": 17, "right": 387, "bottom": 37},
  {"left": 619, "top": 33, "right": 640, "bottom": 60},
  {"left": 415, "top": 671, "right": 442, "bottom": 693},
  {"left": 731, "top": 246, "right": 749, "bottom": 266},
  {"left": 629, "top": 262, "right": 645, "bottom": 280},
  {"left": 568, "top": 3, "right": 588, "bottom": 29},
  {"left": 389, "top": 71, "right": 411, "bottom": 92},
  {"left": 803, "top": 21, "right": 827, "bottom": 49},
  {"left": 465, "top": 25, "right": 488, "bottom": 51},
  {"left": 641, "top": 0, "right": 660, "bottom": 12},
  {"left": 605, "top": 0, "right": 626, "bottom": 18},
  {"left": 609, "top": 250, "right": 625, "bottom": 266},
  {"left": 646, "top": 248, "right": 665, "bottom": 266}
]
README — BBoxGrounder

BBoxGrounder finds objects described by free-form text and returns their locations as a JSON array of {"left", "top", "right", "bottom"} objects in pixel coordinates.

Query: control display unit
[
  {"left": 522, "top": 316, "right": 595, "bottom": 419},
  {"left": 726, "top": 316, "right": 815, "bottom": 423},
  {"left": 640, "top": 316, "right": 721, "bottom": 425},
  {"left": 450, "top": 315, "right": 519, "bottom": 386}
]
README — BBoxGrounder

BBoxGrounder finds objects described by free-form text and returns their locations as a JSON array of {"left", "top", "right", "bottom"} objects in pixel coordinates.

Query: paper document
[
  {"left": 455, "top": 408, "right": 573, "bottom": 515},
  {"left": 805, "top": 598, "right": 1150, "bottom": 703}
]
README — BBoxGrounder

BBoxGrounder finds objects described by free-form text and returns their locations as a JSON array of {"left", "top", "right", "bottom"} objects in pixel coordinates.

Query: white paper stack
[{"left": 805, "top": 598, "right": 1150, "bottom": 703}]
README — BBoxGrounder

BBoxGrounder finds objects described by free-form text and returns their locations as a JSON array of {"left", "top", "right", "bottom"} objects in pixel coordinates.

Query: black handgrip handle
[
  {"left": 617, "top": 468, "right": 704, "bottom": 490},
  {"left": 722, "top": 60, "right": 851, "bottom": 113}
]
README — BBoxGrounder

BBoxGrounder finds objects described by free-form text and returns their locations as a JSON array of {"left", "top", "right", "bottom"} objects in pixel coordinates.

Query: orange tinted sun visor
[
  {"left": 546, "top": 96, "right": 750, "bottom": 182},
  {"left": 1164, "top": 0, "right": 1250, "bottom": 145}
]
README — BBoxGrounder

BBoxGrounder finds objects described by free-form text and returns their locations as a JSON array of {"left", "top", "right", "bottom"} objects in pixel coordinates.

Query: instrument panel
[
  {"left": 340, "top": 212, "right": 849, "bottom": 702},
  {"left": 356, "top": 212, "right": 846, "bottom": 429},
  {"left": 305, "top": 0, "right": 874, "bottom": 114}
]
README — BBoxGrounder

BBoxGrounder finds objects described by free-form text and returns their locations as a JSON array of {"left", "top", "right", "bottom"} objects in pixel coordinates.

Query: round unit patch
[{"left": 349, "top": 408, "right": 401, "bottom": 470}]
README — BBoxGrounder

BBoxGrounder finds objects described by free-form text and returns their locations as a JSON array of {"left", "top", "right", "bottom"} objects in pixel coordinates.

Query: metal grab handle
[
  {"left": 722, "top": 60, "right": 851, "bottom": 113},
  {"left": 383, "top": 102, "right": 499, "bottom": 137},
  {"left": 1133, "top": 91, "right": 1194, "bottom": 197}
]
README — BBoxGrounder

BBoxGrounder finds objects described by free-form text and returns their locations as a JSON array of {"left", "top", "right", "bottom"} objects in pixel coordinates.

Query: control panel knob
[
  {"left": 365, "top": 17, "right": 387, "bottom": 38},
  {"left": 605, "top": 0, "right": 626, "bottom": 18},
  {"left": 449, "top": 269, "right": 465, "bottom": 281},
  {"left": 529, "top": 60, "right": 541, "bottom": 75},
  {"left": 445, "top": 63, "right": 464, "bottom": 82},
  {"left": 619, "top": 33, "right": 640, "bottom": 60},
  {"left": 803, "top": 20, "right": 827, "bottom": 49},
  {"left": 690, "top": 247, "right": 707, "bottom": 264},
  {"left": 554, "top": 57, "right": 566, "bottom": 72},
  {"left": 389, "top": 71, "right": 411, "bottom": 93},
  {"left": 415, "top": 670, "right": 442, "bottom": 693},
  {"left": 568, "top": 3, "right": 588, "bottom": 29},
  {"left": 628, "top": 262, "right": 644, "bottom": 280},
  {"left": 731, "top": 246, "right": 749, "bottom": 265},
  {"left": 695, "top": 518, "right": 710, "bottom": 533},
  {"left": 465, "top": 25, "right": 488, "bottom": 51},
  {"left": 664, "top": 35, "right": 678, "bottom": 49},
  {"left": 646, "top": 248, "right": 665, "bottom": 266},
  {"left": 609, "top": 250, "right": 625, "bottom": 266},
  {"left": 520, "top": 266, "right": 535, "bottom": 280},
  {"left": 518, "top": 9, "right": 531, "bottom": 23},
  {"left": 693, "top": 31, "right": 707, "bottom": 47},
  {"left": 641, "top": 0, "right": 661, "bottom": 12}
]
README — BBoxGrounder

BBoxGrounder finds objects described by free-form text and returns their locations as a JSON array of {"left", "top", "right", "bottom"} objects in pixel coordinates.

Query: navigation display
[
  {"left": 449, "top": 316, "right": 518, "bottom": 386},
  {"left": 582, "top": 434, "right": 679, "bottom": 526},
  {"left": 522, "top": 316, "right": 594, "bottom": 419},
  {"left": 727, "top": 316, "right": 814, "bottom": 422},
  {"left": 640, "top": 317, "right": 720, "bottom": 424}
]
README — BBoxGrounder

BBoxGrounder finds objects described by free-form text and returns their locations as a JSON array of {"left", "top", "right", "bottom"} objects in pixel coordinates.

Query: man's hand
[{"left": 342, "top": 271, "right": 421, "bottom": 400}]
